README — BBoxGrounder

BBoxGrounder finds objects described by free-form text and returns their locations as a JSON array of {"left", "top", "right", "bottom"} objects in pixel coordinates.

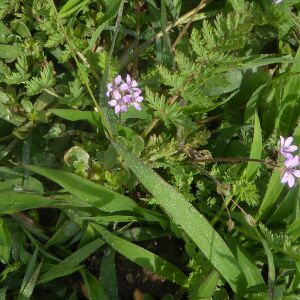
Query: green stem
[{"left": 193, "top": 157, "right": 278, "bottom": 168}]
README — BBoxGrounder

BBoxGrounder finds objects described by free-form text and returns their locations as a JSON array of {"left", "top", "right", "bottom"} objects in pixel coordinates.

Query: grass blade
[
  {"left": 18, "top": 260, "right": 42, "bottom": 300},
  {"left": 245, "top": 110, "right": 262, "bottom": 180},
  {"left": 93, "top": 224, "right": 188, "bottom": 286},
  {"left": 113, "top": 143, "right": 245, "bottom": 293},
  {"left": 100, "top": 246, "right": 118, "bottom": 300},
  {"left": 39, "top": 238, "right": 105, "bottom": 283},
  {"left": 81, "top": 269, "right": 109, "bottom": 300}
]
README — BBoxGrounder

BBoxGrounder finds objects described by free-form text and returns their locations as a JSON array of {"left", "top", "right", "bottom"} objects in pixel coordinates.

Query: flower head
[
  {"left": 280, "top": 136, "right": 298, "bottom": 159},
  {"left": 281, "top": 155, "right": 300, "bottom": 188},
  {"left": 106, "top": 74, "right": 143, "bottom": 114}
]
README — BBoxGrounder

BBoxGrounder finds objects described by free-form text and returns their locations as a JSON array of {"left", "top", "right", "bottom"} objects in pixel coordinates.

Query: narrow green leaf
[
  {"left": 245, "top": 110, "right": 262, "bottom": 180},
  {"left": 0, "top": 167, "right": 43, "bottom": 194},
  {"left": 256, "top": 171, "right": 284, "bottom": 221},
  {"left": 227, "top": 237, "right": 264, "bottom": 288},
  {"left": 18, "top": 261, "right": 42, "bottom": 300},
  {"left": 287, "top": 218, "right": 300, "bottom": 239},
  {"left": 191, "top": 270, "right": 220, "bottom": 299},
  {"left": 0, "top": 288, "right": 6, "bottom": 300},
  {"left": 27, "top": 165, "right": 166, "bottom": 225},
  {"left": 45, "top": 221, "right": 80, "bottom": 248},
  {"left": 93, "top": 224, "right": 188, "bottom": 286},
  {"left": 88, "top": 0, "right": 121, "bottom": 50},
  {"left": 0, "top": 218, "right": 11, "bottom": 263},
  {"left": 100, "top": 247, "right": 118, "bottom": 300},
  {"left": 39, "top": 238, "right": 105, "bottom": 283},
  {"left": 49, "top": 109, "right": 101, "bottom": 127},
  {"left": 258, "top": 227, "right": 275, "bottom": 299},
  {"left": 81, "top": 270, "right": 109, "bottom": 300},
  {"left": 268, "top": 188, "right": 298, "bottom": 225},
  {"left": 277, "top": 48, "right": 300, "bottom": 135},
  {"left": 19, "top": 247, "right": 38, "bottom": 294},
  {"left": 113, "top": 143, "right": 245, "bottom": 293},
  {"left": 59, "top": 0, "right": 91, "bottom": 18},
  {"left": 0, "top": 189, "right": 65, "bottom": 215}
]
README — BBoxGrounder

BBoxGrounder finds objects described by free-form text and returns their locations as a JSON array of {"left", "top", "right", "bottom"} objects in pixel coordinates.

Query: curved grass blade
[
  {"left": 258, "top": 227, "right": 275, "bottom": 299},
  {"left": 113, "top": 143, "right": 245, "bottom": 293},
  {"left": 256, "top": 171, "right": 284, "bottom": 221},
  {"left": 245, "top": 110, "right": 262, "bottom": 181},
  {"left": 19, "top": 247, "right": 38, "bottom": 294},
  {"left": 81, "top": 269, "right": 109, "bottom": 300},
  {"left": 0, "top": 188, "right": 66, "bottom": 214},
  {"left": 18, "top": 262, "right": 42, "bottom": 300},
  {"left": 27, "top": 165, "right": 166, "bottom": 225},
  {"left": 39, "top": 238, "right": 105, "bottom": 284},
  {"left": 189, "top": 270, "right": 220, "bottom": 300},
  {"left": 88, "top": 0, "right": 121, "bottom": 50},
  {"left": 59, "top": 0, "right": 91, "bottom": 18},
  {"left": 100, "top": 246, "right": 118, "bottom": 300},
  {"left": 226, "top": 236, "right": 264, "bottom": 288},
  {"left": 93, "top": 224, "right": 188, "bottom": 286}
]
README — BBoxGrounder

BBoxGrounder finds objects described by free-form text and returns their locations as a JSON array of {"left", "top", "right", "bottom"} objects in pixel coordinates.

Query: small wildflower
[
  {"left": 280, "top": 136, "right": 298, "bottom": 158},
  {"left": 281, "top": 155, "right": 300, "bottom": 188},
  {"left": 106, "top": 74, "right": 143, "bottom": 114}
]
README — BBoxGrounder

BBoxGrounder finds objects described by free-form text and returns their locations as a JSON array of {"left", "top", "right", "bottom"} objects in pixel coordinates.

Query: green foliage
[{"left": 0, "top": 0, "right": 299, "bottom": 299}]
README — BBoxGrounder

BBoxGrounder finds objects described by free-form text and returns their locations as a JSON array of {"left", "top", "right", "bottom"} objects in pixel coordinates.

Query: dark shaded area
[{"left": 116, "top": 237, "right": 186, "bottom": 300}]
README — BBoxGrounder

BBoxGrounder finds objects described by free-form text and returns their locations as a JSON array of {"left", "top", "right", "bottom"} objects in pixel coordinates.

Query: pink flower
[
  {"left": 280, "top": 136, "right": 298, "bottom": 158},
  {"left": 281, "top": 155, "right": 300, "bottom": 188},
  {"left": 106, "top": 74, "right": 143, "bottom": 114}
]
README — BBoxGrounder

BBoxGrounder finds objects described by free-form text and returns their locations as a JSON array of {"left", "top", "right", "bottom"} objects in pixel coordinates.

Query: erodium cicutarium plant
[{"left": 106, "top": 74, "right": 143, "bottom": 114}]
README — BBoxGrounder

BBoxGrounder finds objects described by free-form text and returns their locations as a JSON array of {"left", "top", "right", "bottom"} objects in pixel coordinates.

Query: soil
[{"left": 116, "top": 237, "right": 187, "bottom": 300}]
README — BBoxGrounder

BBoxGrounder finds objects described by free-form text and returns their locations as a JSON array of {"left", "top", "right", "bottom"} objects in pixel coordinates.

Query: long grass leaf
[
  {"left": 39, "top": 238, "right": 105, "bottom": 283},
  {"left": 27, "top": 165, "right": 166, "bottom": 225},
  {"left": 93, "top": 224, "right": 188, "bottom": 286},
  {"left": 245, "top": 110, "right": 262, "bottom": 180},
  {"left": 113, "top": 143, "right": 245, "bottom": 293}
]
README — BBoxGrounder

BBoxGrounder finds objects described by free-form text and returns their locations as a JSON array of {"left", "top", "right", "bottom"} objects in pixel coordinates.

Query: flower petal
[
  {"left": 281, "top": 171, "right": 295, "bottom": 187},
  {"left": 287, "top": 174, "right": 295, "bottom": 188},
  {"left": 280, "top": 136, "right": 285, "bottom": 148},
  {"left": 120, "top": 105, "right": 127, "bottom": 112},
  {"left": 113, "top": 90, "right": 121, "bottom": 100},
  {"left": 135, "top": 96, "right": 143, "bottom": 103},
  {"left": 284, "top": 137, "right": 293, "bottom": 147},
  {"left": 283, "top": 153, "right": 293, "bottom": 159},
  {"left": 115, "top": 75, "right": 122, "bottom": 84},
  {"left": 122, "top": 95, "right": 131, "bottom": 103},
  {"left": 287, "top": 145, "right": 298, "bottom": 152},
  {"left": 126, "top": 74, "right": 131, "bottom": 83},
  {"left": 108, "top": 100, "right": 117, "bottom": 106},
  {"left": 292, "top": 169, "right": 300, "bottom": 178},
  {"left": 120, "top": 83, "right": 129, "bottom": 91},
  {"left": 285, "top": 156, "right": 299, "bottom": 168},
  {"left": 114, "top": 105, "right": 121, "bottom": 114},
  {"left": 132, "top": 102, "right": 141, "bottom": 111}
]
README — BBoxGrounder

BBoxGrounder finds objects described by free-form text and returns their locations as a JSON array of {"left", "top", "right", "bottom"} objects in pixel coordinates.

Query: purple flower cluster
[
  {"left": 106, "top": 74, "right": 143, "bottom": 114},
  {"left": 280, "top": 136, "right": 299, "bottom": 188}
]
